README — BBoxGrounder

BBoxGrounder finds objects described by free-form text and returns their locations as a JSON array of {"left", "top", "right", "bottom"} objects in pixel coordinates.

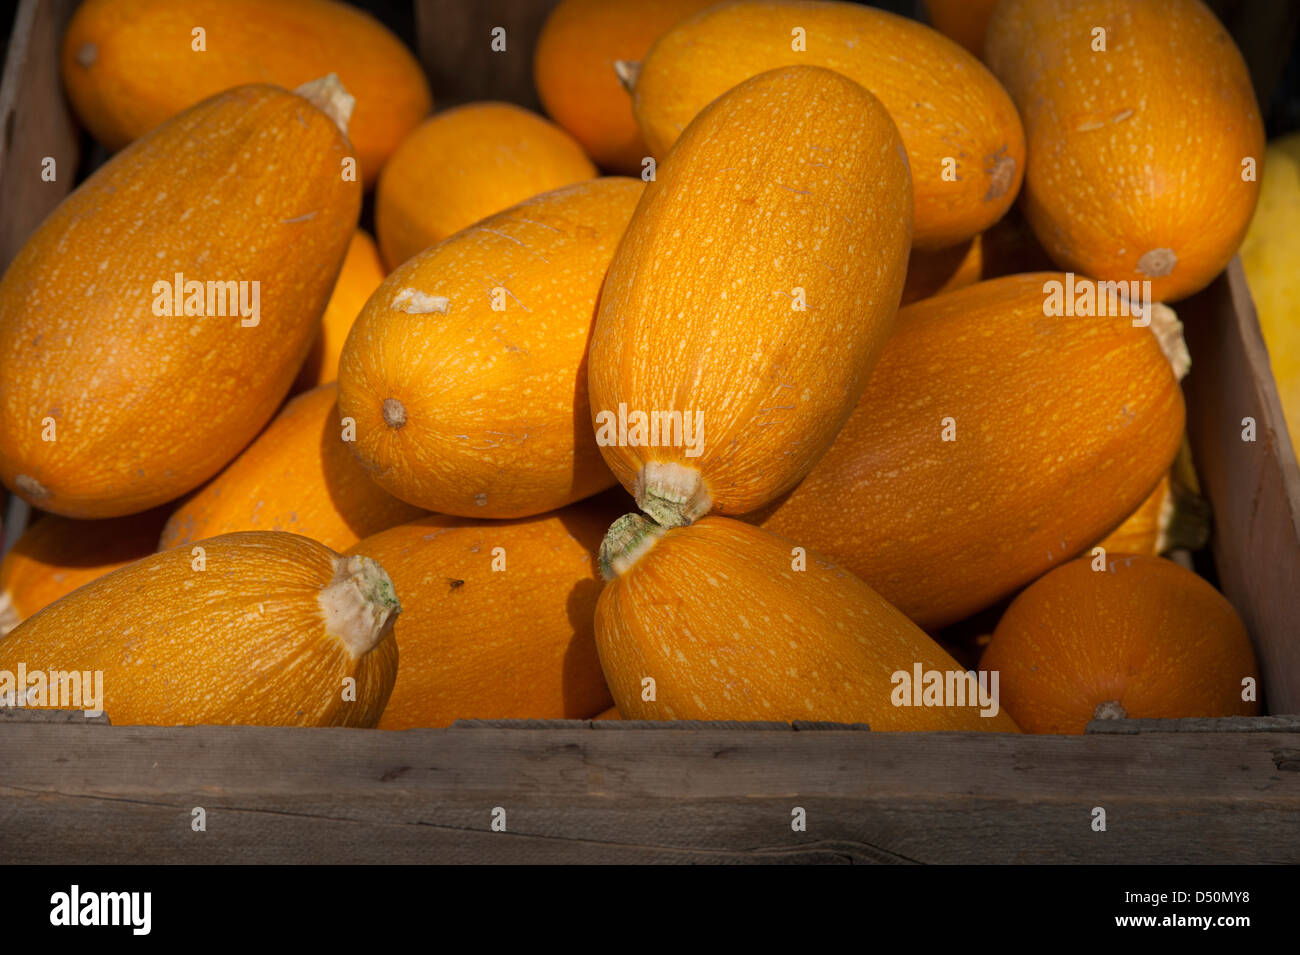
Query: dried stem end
[
  {"left": 318, "top": 554, "right": 401, "bottom": 658},
  {"left": 598, "top": 513, "right": 666, "bottom": 582},
  {"left": 295, "top": 73, "right": 355, "bottom": 138},
  {"left": 634, "top": 461, "right": 711, "bottom": 529}
]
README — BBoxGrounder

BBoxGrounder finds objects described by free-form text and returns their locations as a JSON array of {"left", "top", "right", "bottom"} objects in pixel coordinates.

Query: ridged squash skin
[
  {"left": 0, "top": 84, "right": 360, "bottom": 518},
  {"left": 752, "top": 274, "right": 1186, "bottom": 630},
  {"left": 980, "top": 555, "right": 1260, "bottom": 734},
  {"left": 0, "top": 532, "right": 399, "bottom": 726},
  {"left": 923, "top": 0, "right": 1000, "bottom": 58},
  {"left": 1241, "top": 133, "right": 1300, "bottom": 456},
  {"left": 160, "top": 384, "right": 423, "bottom": 553},
  {"left": 345, "top": 500, "right": 618, "bottom": 729},
  {"left": 595, "top": 515, "right": 1020, "bottom": 731},
  {"left": 533, "top": 0, "right": 716, "bottom": 173},
  {"left": 0, "top": 509, "right": 169, "bottom": 634},
  {"left": 340, "top": 178, "right": 643, "bottom": 519},
  {"left": 632, "top": 1, "right": 1024, "bottom": 249},
  {"left": 985, "top": 0, "right": 1264, "bottom": 302},
  {"left": 375, "top": 102, "right": 597, "bottom": 269},
  {"left": 61, "top": 0, "right": 431, "bottom": 186},
  {"left": 589, "top": 66, "right": 912, "bottom": 525},
  {"left": 296, "top": 230, "right": 388, "bottom": 391}
]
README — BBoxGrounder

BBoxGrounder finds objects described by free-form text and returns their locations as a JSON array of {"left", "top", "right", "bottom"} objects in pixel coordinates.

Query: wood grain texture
[
  {"left": 415, "top": 0, "right": 560, "bottom": 110},
  {"left": 1, "top": 722, "right": 1297, "bottom": 863},
  {"left": 0, "top": 0, "right": 80, "bottom": 273},
  {"left": 1181, "top": 259, "right": 1300, "bottom": 714}
]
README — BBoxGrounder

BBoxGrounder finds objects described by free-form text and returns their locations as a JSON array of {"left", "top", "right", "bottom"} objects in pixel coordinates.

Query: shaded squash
[
  {"left": 595, "top": 514, "right": 1020, "bottom": 730},
  {"left": 345, "top": 498, "right": 619, "bottom": 728},
  {"left": 631, "top": 0, "right": 1024, "bottom": 248},
  {"left": 979, "top": 554, "right": 1259, "bottom": 733},
  {"left": 0, "top": 532, "right": 399, "bottom": 726},
  {"left": 985, "top": 0, "right": 1264, "bottom": 301},
  {"left": 589, "top": 66, "right": 912, "bottom": 526},
  {"left": 923, "top": 0, "right": 1000, "bottom": 58},
  {"left": 0, "top": 508, "right": 168, "bottom": 634},
  {"left": 375, "top": 102, "right": 597, "bottom": 269},
  {"left": 160, "top": 383, "right": 423, "bottom": 553},
  {"left": 61, "top": 0, "right": 431, "bottom": 186},
  {"left": 295, "top": 230, "right": 388, "bottom": 391},
  {"left": 533, "top": 0, "right": 716, "bottom": 173},
  {"left": 340, "top": 178, "right": 642, "bottom": 519},
  {"left": 752, "top": 274, "right": 1187, "bottom": 630},
  {"left": 901, "top": 207, "right": 1055, "bottom": 305},
  {"left": 0, "top": 80, "right": 361, "bottom": 518}
]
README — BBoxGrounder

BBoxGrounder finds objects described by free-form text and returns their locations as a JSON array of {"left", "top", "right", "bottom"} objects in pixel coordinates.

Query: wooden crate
[{"left": 0, "top": 0, "right": 1298, "bottom": 864}]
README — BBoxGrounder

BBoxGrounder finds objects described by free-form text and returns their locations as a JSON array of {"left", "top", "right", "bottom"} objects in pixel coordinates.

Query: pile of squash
[{"left": 0, "top": 0, "right": 1278, "bottom": 734}]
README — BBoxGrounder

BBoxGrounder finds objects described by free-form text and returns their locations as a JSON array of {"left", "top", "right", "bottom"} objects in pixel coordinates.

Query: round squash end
[
  {"left": 1093, "top": 699, "right": 1128, "bottom": 721},
  {"left": 598, "top": 513, "right": 666, "bottom": 581},
  {"left": 75, "top": 43, "right": 97, "bottom": 68},
  {"left": 0, "top": 591, "right": 19, "bottom": 636},
  {"left": 1137, "top": 248, "right": 1177, "bottom": 279},
  {"left": 984, "top": 154, "right": 1017, "bottom": 201},
  {"left": 382, "top": 397, "right": 407, "bottom": 430},
  {"left": 1148, "top": 303, "right": 1191, "bottom": 381},
  {"left": 319, "top": 554, "right": 401, "bottom": 658},
  {"left": 634, "top": 461, "right": 711, "bottom": 528},
  {"left": 295, "top": 73, "right": 356, "bottom": 138}
]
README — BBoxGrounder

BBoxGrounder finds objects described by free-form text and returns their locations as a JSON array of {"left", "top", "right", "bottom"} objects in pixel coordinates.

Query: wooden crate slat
[{"left": 1087, "top": 715, "right": 1300, "bottom": 734}]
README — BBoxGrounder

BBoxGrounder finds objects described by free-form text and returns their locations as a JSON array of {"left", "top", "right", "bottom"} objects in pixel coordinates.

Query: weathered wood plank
[
  {"left": 1087, "top": 715, "right": 1300, "bottom": 734},
  {"left": 1181, "top": 259, "right": 1300, "bottom": 714},
  {"left": 1, "top": 724, "right": 1296, "bottom": 864}
]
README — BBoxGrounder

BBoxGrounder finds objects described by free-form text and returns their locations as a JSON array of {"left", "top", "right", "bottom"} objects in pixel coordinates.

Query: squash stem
[
  {"left": 613, "top": 60, "right": 641, "bottom": 94},
  {"left": 1148, "top": 303, "right": 1190, "bottom": 381},
  {"left": 0, "top": 591, "right": 19, "bottom": 636},
  {"left": 635, "top": 461, "right": 711, "bottom": 528},
  {"left": 319, "top": 555, "right": 401, "bottom": 658},
  {"left": 295, "top": 73, "right": 356, "bottom": 138},
  {"left": 598, "top": 513, "right": 666, "bottom": 581}
]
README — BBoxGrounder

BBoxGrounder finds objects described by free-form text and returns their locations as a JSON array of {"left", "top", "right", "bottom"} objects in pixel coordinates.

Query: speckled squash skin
[
  {"left": 985, "top": 0, "right": 1264, "bottom": 302},
  {"left": 345, "top": 497, "right": 620, "bottom": 729},
  {"left": 589, "top": 66, "right": 911, "bottom": 522},
  {"left": 160, "top": 384, "right": 423, "bottom": 553},
  {"left": 0, "top": 508, "right": 169, "bottom": 633},
  {"left": 375, "top": 102, "right": 597, "bottom": 270},
  {"left": 340, "top": 178, "right": 643, "bottom": 519},
  {"left": 296, "top": 230, "right": 388, "bottom": 391},
  {"left": 61, "top": 0, "right": 431, "bottom": 186},
  {"left": 632, "top": 1, "right": 1024, "bottom": 249},
  {"left": 595, "top": 516, "right": 1020, "bottom": 731},
  {"left": 533, "top": 0, "right": 716, "bottom": 173},
  {"left": 980, "top": 555, "right": 1260, "bottom": 734},
  {"left": 751, "top": 274, "right": 1185, "bottom": 630},
  {"left": 0, "top": 532, "right": 399, "bottom": 726},
  {"left": 0, "top": 84, "right": 360, "bottom": 518}
]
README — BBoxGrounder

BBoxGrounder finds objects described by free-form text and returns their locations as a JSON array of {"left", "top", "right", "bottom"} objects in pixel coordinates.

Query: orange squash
[
  {"left": 595, "top": 514, "right": 1020, "bottom": 730},
  {"left": 1094, "top": 474, "right": 1170, "bottom": 557},
  {"left": 979, "top": 554, "right": 1260, "bottom": 733},
  {"left": 923, "top": 0, "right": 1000, "bottom": 58},
  {"left": 61, "top": 0, "right": 430, "bottom": 186},
  {"left": 375, "top": 102, "right": 597, "bottom": 269},
  {"left": 0, "top": 508, "right": 168, "bottom": 634},
  {"left": 901, "top": 208, "right": 1055, "bottom": 305},
  {"left": 160, "top": 383, "right": 423, "bottom": 553},
  {"left": 631, "top": 1, "right": 1024, "bottom": 249},
  {"left": 985, "top": 0, "right": 1264, "bottom": 301},
  {"left": 752, "top": 274, "right": 1187, "bottom": 630},
  {"left": 345, "top": 499, "right": 618, "bottom": 728},
  {"left": 296, "top": 230, "right": 387, "bottom": 391},
  {"left": 533, "top": 0, "right": 716, "bottom": 173},
  {"left": 593, "top": 707, "right": 621, "bottom": 720},
  {"left": 589, "top": 66, "right": 911, "bottom": 526},
  {"left": 0, "top": 532, "right": 399, "bottom": 726},
  {"left": 0, "top": 80, "right": 360, "bottom": 519},
  {"left": 340, "top": 178, "right": 642, "bottom": 519}
]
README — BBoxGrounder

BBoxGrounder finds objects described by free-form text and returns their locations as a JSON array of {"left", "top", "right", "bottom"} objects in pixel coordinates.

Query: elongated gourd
[
  {"left": 985, "top": 0, "right": 1264, "bottom": 302},
  {"left": 753, "top": 274, "right": 1187, "bottom": 630},
  {"left": 345, "top": 498, "right": 618, "bottom": 728},
  {"left": 296, "top": 230, "right": 388, "bottom": 391},
  {"left": 533, "top": 0, "right": 716, "bottom": 173},
  {"left": 161, "top": 383, "right": 423, "bottom": 553},
  {"left": 589, "top": 66, "right": 911, "bottom": 527},
  {"left": 340, "top": 178, "right": 643, "bottom": 519},
  {"left": 61, "top": 0, "right": 431, "bottom": 186},
  {"left": 631, "top": 1, "right": 1023, "bottom": 249},
  {"left": 0, "top": 509, "right": 168, "bottom": 634},
  {"left": 596, "top": 515, "right": 1020, "bottom": 730},
  {"left": 375, "top": 102, "right": 597, "bottom": 269},
  {"left": 0, "top": 80, "right": 361, "bottom": 519},
  {"left": 0, "top": 532, "right": 399, "bottom": 726},
  {"left": 979, "top": 555, "right": 1259, "bottom": 733}
]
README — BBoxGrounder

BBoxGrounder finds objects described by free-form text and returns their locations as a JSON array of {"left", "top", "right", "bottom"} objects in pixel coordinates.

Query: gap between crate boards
[{"left": 1, "top": 711, "right": 1298, "bottom": 864}]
